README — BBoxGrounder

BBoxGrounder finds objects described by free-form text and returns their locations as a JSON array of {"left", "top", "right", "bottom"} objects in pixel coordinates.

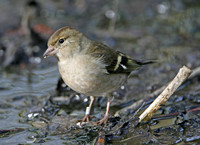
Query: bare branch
[{"left": 139, "top": 66, "right": 192, "bottom": 122}]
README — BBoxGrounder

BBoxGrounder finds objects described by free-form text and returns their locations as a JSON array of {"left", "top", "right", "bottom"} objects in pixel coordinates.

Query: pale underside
[{"left": 58, "top": 54, "right": 127, "bottom": 97}]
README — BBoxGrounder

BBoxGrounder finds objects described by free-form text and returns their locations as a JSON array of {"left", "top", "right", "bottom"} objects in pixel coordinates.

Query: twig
[
  {"left": 115, "top": 65, "right": 199, "bottom": 117},
  {"left": 188, "top": 65, "right": 200, "bottom": 79},
  {"left": 148, "top": 65, "right": 200, "bottom": 99},
  {"left": 139, "top": 66, "right": 192, "bottom": 122},
  {"left": 152, "top": 107, "right": 200, "bottom": 120},
  {"left": 114, "top": 99, "right": 144, "bottom": 116}
]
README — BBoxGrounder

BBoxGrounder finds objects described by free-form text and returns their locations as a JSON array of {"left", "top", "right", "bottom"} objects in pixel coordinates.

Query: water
[
  {"left": 0, "top": 66, "right": 59, "bottom": 144},
  {"left": 0, "top": 0, "right": 200, "bottom": 144}
]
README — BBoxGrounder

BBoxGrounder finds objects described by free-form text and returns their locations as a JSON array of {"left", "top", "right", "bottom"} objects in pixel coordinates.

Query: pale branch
[{"left": 139, "top": 66, "right": 192, "bottom": 122}]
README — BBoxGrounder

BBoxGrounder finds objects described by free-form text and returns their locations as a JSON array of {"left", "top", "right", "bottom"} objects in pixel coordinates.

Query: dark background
[{"left": 0, "top": 0, "right": 200, "bottom": 144}]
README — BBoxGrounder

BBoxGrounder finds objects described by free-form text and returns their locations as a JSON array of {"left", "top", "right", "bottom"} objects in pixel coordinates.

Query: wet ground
[{"left": 0, "top": 0, "right": 200, "bottom": 144}]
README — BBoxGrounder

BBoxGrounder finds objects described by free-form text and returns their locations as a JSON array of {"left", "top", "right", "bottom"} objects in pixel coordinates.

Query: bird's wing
[{"left": 86, "top": 41, "right": 153, "bottom": 74}]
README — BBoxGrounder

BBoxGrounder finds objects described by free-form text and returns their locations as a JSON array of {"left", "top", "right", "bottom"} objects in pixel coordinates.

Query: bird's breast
[
  {"left": 58, "top": 55, "right": 127, "bottom": 96},
  {"left": 58, "top": 55, "right": 104, "bottom": 95}
]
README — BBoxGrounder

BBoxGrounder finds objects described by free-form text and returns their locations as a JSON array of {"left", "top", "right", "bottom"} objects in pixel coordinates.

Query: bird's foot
[
  {"left": 96, "top": 115, "right": 109, "bottom": 125},
  {"left": 81, "top": 114, "right": 90, "bottom": 123},
  {"left": 77, "top": 115, "right": 90, "bottom": 126}
]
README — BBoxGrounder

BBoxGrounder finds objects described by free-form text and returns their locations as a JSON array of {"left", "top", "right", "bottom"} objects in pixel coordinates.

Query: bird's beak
[{"left": 43, "top": 47, "right": 58, "bottom": 58}]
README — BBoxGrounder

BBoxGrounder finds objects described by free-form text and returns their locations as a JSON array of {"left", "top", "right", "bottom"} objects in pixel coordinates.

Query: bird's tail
[{"left": 134, "top": 59, "right": 156, "bottom": 66}]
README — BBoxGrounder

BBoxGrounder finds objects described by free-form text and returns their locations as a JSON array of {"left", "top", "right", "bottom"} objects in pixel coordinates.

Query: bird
[{"left": 43, "top": 27, "right": 153, "bottom": 125}]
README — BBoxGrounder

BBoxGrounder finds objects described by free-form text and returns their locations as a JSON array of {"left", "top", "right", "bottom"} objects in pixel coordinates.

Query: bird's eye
[{"left": 59, "top": 38, "right": 65, "bottom": 43}]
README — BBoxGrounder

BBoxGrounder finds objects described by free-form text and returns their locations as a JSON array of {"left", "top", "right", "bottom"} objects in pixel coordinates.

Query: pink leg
[
  {"left": 96, "top": 100, "right": 112, "bottom": 125},
  {"left": 81, "top": 96, "right": 95, "bottom": 122}
]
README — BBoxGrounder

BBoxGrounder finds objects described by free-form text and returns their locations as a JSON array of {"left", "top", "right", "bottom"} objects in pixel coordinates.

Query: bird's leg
[
  {"left": 81, "top": 96, "right": 95, "bottom": 122},
  {"left": 96, "top": 97, "right": 114, "bottom": 125}
]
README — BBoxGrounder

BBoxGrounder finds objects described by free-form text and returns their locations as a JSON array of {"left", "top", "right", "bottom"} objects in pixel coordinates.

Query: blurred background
[{"left": 0, "top": 0, "right": 200, "bottom": 144}]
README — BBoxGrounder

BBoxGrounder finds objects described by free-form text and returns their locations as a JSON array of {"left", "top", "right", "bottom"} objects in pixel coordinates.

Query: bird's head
[{"left": 43, "top": 27, "right": 83, "bottom": 60}]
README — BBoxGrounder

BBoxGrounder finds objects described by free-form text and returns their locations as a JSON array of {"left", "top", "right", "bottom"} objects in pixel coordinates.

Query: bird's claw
[
  {"left": 77, "top": 115, "right": 90, "bottom": 126},
  {"left": 81, "top": 114, "right": 90, "bottom": 123},
  {"left": 96, "top": 116, "right": 109, "bottom": 125}
]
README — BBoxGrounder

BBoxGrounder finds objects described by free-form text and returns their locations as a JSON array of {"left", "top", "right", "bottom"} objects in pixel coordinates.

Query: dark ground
[{"left": 0, "top": 0, "right": 200, "bottom": 144}]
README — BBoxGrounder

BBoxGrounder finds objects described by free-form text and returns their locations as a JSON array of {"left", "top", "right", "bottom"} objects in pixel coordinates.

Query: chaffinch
[{"left": 43, "top": 27, "right": 153, "bottom": 125}]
